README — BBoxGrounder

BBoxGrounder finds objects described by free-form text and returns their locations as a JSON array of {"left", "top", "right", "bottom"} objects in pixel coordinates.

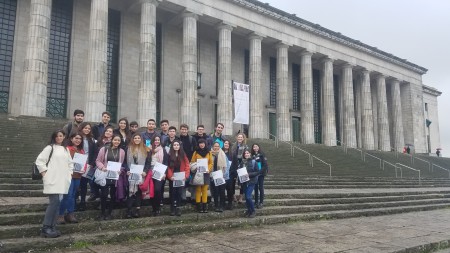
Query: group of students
[{"left": 35, "top": 110, "right": 269, "bottom": 238}]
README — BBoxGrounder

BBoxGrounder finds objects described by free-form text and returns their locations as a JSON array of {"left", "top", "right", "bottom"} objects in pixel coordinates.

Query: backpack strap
[{"left": 46, "top": 145, "right": 54, "bottom": 167}]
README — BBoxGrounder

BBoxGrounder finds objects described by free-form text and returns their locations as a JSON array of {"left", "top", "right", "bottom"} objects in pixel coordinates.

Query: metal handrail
[
  {"left": 292, "top": 146, "right": 312, "bottom": 167},
  {"left": 431, "top": 164, "right": 450, "bottom": 178},
  {"left": 332, "top": 139, "right": 347, "bottom": 153},
  {"left": 412, "top": 156, "right": 431, "bottom": 171},
  {"left": 396, "top": 163, "right": 421, "bottom": 185},
  {"left": 364, "top": 153, "right": 382, "bottom": 169},
  {"left": 382, "top": 160, "right": 398, "bottom": 178},
  {"left": 390, "top": 147, "right": 400, "bottom": 158},
  {"left": 311, "top": 155, "right": 332, "bottom": 177}
]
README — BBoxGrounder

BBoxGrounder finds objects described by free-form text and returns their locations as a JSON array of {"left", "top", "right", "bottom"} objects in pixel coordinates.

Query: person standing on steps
[
  {"left": 211, "top": 123, "right": 226, "bottom": 148},
  {"left": 141, "top": 119, "right": 158, "bottom": 147},
  {"left": 191, "top": 139, "right": 213, "bottom": 213},
  {"left": 114, "top": 118, "right": 131, "bottom": 151},
  {"left": 76, "top": 122, "right": 97, "bottom": 211},
  {"left": 58, "top": 133, "right": 85, "bottom": 225},
  {"left": 192, "top": 124, "right": 213, "bottom": 150},
  {"left": 251, "top": 143, "right": 268, "bottom": 209},
  {"left": 95, "top": 135, "right": 126, "bottom": 220},
  {"left": 125, "top": 133, "right": 151, "bottom": 218},
  {"left": 63, "top": 109, "right": 84, "bottom": 139},
  {"left": 149, "top": 135, "right": 169, "bottom": 216},
  {"left": 231, "top": 133, "right": 248, "bottom": 204},
  {"left": 241, "top": 149, "right": 260, "bottom": 218},
  {"left": 210, "top": 141, "right": 227, "bottom": 212},
  {"left": 167, "top": 140, "right": 190, "bottom": 216},
  {"left": 223, "top": 140, "right": 234, "bottom": 210},
  {"left": 36, "top": 130, "right": 73, "bottom": 238},
  {"left": 159, "top": 119, "right": 170, "bottom": 144},
  {"left": 92, "top": 111, "right": 112, "bottom": 140},
  {"left": 129, "top": 121, "right": 139, "bottom": 135}
]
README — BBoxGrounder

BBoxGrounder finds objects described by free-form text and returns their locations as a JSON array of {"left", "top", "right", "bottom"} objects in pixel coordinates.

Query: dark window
[
  {"left": 46, "top": 0, "right": 73, "bottom": 118},
  {"left": 313, "top": 69, "right": 321, "bottom": 143},
  {"left": 156, "top": 22, "right": 162, "bottom": 123},
  {"left": 269, "top": 57, "right": 277, "bottom": 107},
  {"left": 244, "top": 49, "right": 249, "bottom": 84},
  {"left": 425, "top": 103, "right": 428, "bottom": 112},
  {"left": 107, "top": 9, "right": 120, "bottom": 123},
  {"left": 215, "top": 41, "right": 219, "bottom": 96},
  {"left": 333, "top": 74, "right": 340, "bottom": 144},
  {"left": 0, "top": 0, "right": 17, "bottom": 113},
  {"left": 292, "top": 63, "right": 300, "bottom": 111}
]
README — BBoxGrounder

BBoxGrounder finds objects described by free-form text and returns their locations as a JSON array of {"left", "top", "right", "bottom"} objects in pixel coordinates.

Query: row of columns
[{"left": 20, "top": 0, "right": 406, "bottom": 151}]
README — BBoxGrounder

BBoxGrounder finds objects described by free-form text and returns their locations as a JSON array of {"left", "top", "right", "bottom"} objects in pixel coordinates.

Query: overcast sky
[{"left": 263, "top": 0, "right": 450, "bottom": 157}]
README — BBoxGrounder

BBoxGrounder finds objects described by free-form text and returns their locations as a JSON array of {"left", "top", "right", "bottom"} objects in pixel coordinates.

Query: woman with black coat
[
  {"left": 77, "top": 122, "right": 97, "bottom": 211},
  {"left": 251, "top": 143, "right": 268, "bottom": 209}
]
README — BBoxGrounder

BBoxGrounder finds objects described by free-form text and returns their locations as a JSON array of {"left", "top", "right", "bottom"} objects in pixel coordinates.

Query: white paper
[
  {"left": 197, "top": 158, "right": 208, "bottom": 173},
  {"left": 129, "top": 164, "right": 144, "bottom": 182},
  {"left": 72, "top": 153, "right": 88, "bottom": 173},
  {"left": 106, "top": 161, "right": 121, "bottom": 180},
  {"left": 173, "top": 172, "right": 185, "bottom": 187},
  {"left": 211, "top": 170, "right": 225, "bottom": 186},
  {"left": 237, "top": 167, "right": 249, "bottom": 183},
  {"left": 152, "top": 162, "right": 167, "bottom": 181},
  {"left": 107, "top": 161, "right": 121, "bottom": 172}
]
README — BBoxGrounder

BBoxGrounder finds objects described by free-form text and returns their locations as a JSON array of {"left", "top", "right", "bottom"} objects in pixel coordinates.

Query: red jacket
[{"left": 167, "top": 154, "right": 190, "bottom": 180}]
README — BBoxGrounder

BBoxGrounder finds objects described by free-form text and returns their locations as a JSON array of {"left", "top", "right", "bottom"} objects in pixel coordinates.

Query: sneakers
[{"left": 40, "top": 226, "right": 59, "bottom": 238}]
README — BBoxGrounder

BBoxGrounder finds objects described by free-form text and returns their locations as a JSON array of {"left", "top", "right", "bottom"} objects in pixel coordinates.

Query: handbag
[
  {"left": 32, "top": 145, "right": 54, "bottom": 180},
  {"left": 190, "top": 171, "right": 204, "bottom": 186},
  {"left": 94, "top": 169, "right": 107, "bottom": 187},
  {"left": 85, "top": 166, "right": 96, "bottom": 180}
]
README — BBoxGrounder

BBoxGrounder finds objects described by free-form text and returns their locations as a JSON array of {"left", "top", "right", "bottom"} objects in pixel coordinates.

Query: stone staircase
[{"left": 2, "top": 114, "right": 450, "bottom": 252}]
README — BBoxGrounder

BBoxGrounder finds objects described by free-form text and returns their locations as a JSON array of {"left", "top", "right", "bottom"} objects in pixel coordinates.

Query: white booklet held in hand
[
  {"left": 152, "top": 162, "right": 167, "bottom": 181},
  {"left": 197, "top": 158, "right": 208, "bottom": 173},
  {"left": 129, "top": 164, "right": 144, "bottom": 181},
  {"left": 237, "top": 167, "right": 249, "bottom": 183},
  {"left": 173, "top": 172, "right": 185, "bottom": 187},
  {"left": 72, "top": 153, "right": 88, "bottom": 173},
  {"left": 211, "top": 170, "right": 226, "bottom": 186},
  {"left": 106, "top": 161, "right": 121, "bottom": 180}
]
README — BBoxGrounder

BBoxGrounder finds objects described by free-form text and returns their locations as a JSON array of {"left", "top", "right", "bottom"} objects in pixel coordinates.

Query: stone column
[
  {"left": 85, "top": 0, "right": 108, "bottom": 121},
  {"left": 137, "top": 0, "right": 158, "bottom": 126},
  {"left": 321, "top": 57, "right": 336, "bottom": 146},
  {"left": 390, "top": 79, "right": 405, "bottom": 152},
  {"left": 181, "top": 12, "right": 198, "bottom": 129},
  {"left": 217, "top": 24, "right": 233, "bottom": 135},
  {"left": 376, "top": 74, "right": 391, "bottom": 151},
  {"left": 341, "top": 64, "right": 357, "bottom": 148},
  {"left": 276, "top": 43, "right": 291, "bottom": 141},
  {"left": 300, "top": 50, "right": 314, "bottom": 144},
  {"left": 371, "top": 80, "right": 379, "bottom": 149},
  {"left": 360, "top": 70, "right": 375, "bottom": 150},
  {"left": 21, "top": 0, "right": 52, "bottom": 117},
  {"left": 249, "top": 34, "right": 264, "bottom": 138}
]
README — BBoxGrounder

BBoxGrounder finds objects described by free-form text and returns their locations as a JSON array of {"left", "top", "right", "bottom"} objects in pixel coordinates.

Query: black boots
[
  {"left": 170, "top": 205, "right": 176, "bottom": 216},
  {"left": 202, "top": 203, "right": 208, "bottom": 213},
  {"left": 40, "top": 226, "right": 59, "bottom": 238},
  {"left": 196, "top": 203, "right": 202, "bottom": 213}
]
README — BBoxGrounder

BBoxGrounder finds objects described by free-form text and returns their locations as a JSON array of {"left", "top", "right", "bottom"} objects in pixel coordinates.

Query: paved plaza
[{"left": 53, "top": 208, "right": 450, "bottom": 253}]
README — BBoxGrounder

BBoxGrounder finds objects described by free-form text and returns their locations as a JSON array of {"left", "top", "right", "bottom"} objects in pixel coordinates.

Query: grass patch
[{"left": 72, "top": 241, "right": 93, "bottom": 249}]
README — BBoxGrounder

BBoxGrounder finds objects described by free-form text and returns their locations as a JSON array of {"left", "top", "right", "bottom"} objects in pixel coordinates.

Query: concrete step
[
  {"left": 2, "top": 197, "right": 450, "bottom": 228},
  {"left": 1, "top": 203, "right": 450, "bottom": 252}
]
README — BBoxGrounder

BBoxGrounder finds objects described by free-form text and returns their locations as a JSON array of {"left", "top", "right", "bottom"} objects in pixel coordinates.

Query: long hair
[
  {"left": 116, "top": 118, "right": 131, "bottom": 135},
  {"left": 251, "top": 143, "right": 264, "bottom": 156},
  {"left": 78, "top": 122, "right": 93, "bottom": 139},
  {"left": 68, "top": 132, "right": 83, "bottom": 150},
  {"left": 129, "top": 132, "right": 148, "bottom": 157},
  {"left": 169, "top": 140, "right": 186, "bottom": 168},
  {"left": 49, "top": 129, "right": 67, "bottom": 147}
]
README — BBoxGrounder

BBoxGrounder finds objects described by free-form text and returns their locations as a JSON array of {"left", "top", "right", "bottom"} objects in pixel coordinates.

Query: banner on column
[{"left": 233, "top": 82, "right": 249, "bottom": 124}]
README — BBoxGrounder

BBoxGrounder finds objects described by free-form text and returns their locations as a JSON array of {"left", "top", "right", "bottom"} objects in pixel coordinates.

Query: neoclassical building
[{"left": 0, "top": 0, "right": 441, "bottom": 153}]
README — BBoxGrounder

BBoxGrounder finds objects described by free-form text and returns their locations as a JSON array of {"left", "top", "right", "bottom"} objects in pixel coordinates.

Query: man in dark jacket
[
  {"left": 92, "top": 111, "right": 112, "bottom": 140},
  {"left": 63, "top": 109, "right": 84, "bottom": 138},
  {"left": 192, "top": 124, "right": 212, "bottom": 150}
]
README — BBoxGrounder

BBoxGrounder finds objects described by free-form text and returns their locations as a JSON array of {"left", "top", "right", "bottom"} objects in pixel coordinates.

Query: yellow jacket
[{"left": 191, "top": 151, "right": 213, "bottom": 173}]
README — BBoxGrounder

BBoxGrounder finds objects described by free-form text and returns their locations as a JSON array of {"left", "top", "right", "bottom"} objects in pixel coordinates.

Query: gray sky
[{"left": 263, "top": 0, "right": 450, "bottom": 156}]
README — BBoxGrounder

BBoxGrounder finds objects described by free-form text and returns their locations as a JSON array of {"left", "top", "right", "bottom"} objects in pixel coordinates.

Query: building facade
[{"left": 0, "top": 0, "right": 441, "bottom": 153}]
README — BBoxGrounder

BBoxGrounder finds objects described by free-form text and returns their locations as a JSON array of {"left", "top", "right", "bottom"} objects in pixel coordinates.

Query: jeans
[
  {"left": 169, "top": 181, "right": 183, "bottom": 207},
  {"left": 254, "top": 175, "right": 265, "bottom": 204},
  {"left": 43, "top": 194, "right": 61, "bottom": 227},
  {"left": 245, "top": 183, "right": 256, "bottom": 214},
  {"left": 210, "top": 180, "right": 226, "bottom": 208},
  {"left": 59, "top": 178, "right": 80, "bottom": 215}
]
